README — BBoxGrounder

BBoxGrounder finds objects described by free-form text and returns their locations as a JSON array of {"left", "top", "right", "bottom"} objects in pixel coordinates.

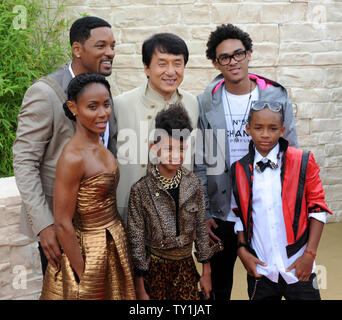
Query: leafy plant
[{"left": 0, "top": 0, "right": 70, "bottom": 177}]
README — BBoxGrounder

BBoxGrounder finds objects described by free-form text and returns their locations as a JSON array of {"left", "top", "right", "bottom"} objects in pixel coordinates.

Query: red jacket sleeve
[{"left": 305, "top": 152, "right": 333, "bottom": 216}]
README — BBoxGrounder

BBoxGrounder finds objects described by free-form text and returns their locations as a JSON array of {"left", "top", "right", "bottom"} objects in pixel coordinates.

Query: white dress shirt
[
  {"left": 235, "top": 143, "right": 327, "bottom": 284},
  {"left": 68, "top": 63, "right": 109, "bottom": 147}
]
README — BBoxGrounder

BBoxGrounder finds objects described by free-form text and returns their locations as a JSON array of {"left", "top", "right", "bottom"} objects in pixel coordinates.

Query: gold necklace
[{"left": 155, "top": 166, "right": 182, "bottom": 190}]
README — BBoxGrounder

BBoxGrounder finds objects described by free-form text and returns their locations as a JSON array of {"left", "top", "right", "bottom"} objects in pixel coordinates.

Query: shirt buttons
[
  {"left": 151, "top": 105, "right": 155, "bottom": 109},
  {"left": 141, "top": 164, "right": 146, "bottom": 168},
  {"left": 147, "top": 115, "right": 152, "bottom": 120}
]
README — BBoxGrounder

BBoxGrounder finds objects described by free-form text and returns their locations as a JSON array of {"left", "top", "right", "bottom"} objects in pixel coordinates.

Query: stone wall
[
  {"left": 58, "top": 0, "right": 341, "bottom": 221},
  {"left": 0, "top": 177, "right": 42, "bottom": 300}
]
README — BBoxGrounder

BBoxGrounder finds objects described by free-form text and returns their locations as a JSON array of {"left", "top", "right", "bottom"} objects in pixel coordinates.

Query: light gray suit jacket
[
  {"left": 113, "top": 81, "right": 199, "bottom": 224},
  {"left": 13, "top": 64, "right": 117, "bottom": 238}
]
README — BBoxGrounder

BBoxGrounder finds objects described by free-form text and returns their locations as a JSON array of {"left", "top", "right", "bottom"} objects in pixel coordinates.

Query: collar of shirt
[
  {"left": 144, "top": 81, "right": 182, "bottom": 108},
  {"left": 254, "top": 142, "right": 280, "bottom": 167},
  {"left": 68, "top": 62, "right": 75, "bottom": 78}
]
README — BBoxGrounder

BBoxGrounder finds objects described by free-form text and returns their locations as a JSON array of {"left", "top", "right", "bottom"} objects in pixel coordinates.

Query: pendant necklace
[{"left": 224, "top": 80, "right": 252, "bottom": 143}]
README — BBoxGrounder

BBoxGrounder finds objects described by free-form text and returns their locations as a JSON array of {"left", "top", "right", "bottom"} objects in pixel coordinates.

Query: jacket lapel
[
  {"left": 237, "top": 151, "right": 254, "bottom": 243},
  {"left": 178, "top": 168, "right": 197, "bottom": 208},
  {"left": 205, "top": 84, "right": 230, "bottom": 168}
]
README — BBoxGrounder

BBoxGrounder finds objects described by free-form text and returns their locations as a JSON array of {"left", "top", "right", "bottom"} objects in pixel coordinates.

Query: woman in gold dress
[{"left": 40, "top": 73, "right": 136, "bottom": 300}]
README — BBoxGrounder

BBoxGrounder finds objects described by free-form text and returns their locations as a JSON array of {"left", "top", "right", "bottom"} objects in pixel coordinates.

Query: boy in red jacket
[{"left": 231, "top": 101, "right": 332, "bottom": 300}]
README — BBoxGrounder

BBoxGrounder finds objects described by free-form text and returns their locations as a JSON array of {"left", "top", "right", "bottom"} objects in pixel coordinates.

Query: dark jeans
[
  {"left": 38, "top": 242, "right": 48, "bottom": 276},
  {"left": 247, "top": 273, "right": 321, "bottom": 300},
  {"left": 210, "top": 219, "right": 238, "bottom": 300}
]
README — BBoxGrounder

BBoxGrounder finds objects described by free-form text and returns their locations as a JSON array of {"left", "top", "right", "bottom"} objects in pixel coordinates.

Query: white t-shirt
[{"left": 221, "top": 86, "right": 259, "bottom": 222}]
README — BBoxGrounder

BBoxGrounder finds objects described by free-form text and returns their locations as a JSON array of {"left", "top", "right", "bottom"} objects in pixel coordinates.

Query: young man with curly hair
[{"left": 194, "top": 24, "right": 298, "bottom": 300}]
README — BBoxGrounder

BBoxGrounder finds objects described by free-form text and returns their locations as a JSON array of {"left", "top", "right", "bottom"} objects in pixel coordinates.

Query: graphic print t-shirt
[{"left": 221, "top": 86, "right": 259, "bottom": 222}]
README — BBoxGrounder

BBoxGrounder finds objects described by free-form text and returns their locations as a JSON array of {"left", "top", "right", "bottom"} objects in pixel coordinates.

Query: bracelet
[{"left": 304, "top": 249, "right": 316, "bottom": 258}]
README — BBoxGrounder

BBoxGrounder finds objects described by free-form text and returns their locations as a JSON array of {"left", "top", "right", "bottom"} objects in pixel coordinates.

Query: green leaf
[{"left": 0, "top": 0, "right": 70, "bottom": 177}]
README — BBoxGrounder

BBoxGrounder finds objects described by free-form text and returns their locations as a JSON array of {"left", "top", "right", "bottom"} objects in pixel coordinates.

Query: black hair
[
  {"left": 142, "top": 33, "right": 189, "bottom": 67},
  {"left": 63, "top": 73, "right": 111, "bottom": 121},
  {"left": 247, "top": 106, "right": 284, "bottom": 125},
  {"left": 206, "top": 24, "right": 253, "bottom": 62},
  {"left": 154, "top": 103, "right": 193, "bottom": 142},
  {"left": 69, "top": 16, "right": 111, "bottom": 46}
]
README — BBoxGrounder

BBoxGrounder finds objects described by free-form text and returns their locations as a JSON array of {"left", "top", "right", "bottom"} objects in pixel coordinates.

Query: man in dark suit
[{"left": 13, "top": 16, "right": 117, "bottom": 275}]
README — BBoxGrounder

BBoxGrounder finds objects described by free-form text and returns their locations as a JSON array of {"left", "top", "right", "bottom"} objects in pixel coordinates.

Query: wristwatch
[{"left": 237, "top": 241, "right": 249, "bottom": 250}]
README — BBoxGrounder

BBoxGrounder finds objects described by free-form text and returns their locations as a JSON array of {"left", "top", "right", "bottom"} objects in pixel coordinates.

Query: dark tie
[{"left": 255, "top": 159, "right": 277, "bottom": 173}]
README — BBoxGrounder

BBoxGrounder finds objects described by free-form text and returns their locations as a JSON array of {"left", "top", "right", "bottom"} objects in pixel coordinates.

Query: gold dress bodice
[{"left": 40, "top": 170, "right": 136, "bottom": 300}]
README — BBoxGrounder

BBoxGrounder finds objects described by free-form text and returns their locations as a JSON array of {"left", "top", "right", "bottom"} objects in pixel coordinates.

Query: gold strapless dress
[{"left": 40, "top": 170, "right": 136, "bottom": 300}]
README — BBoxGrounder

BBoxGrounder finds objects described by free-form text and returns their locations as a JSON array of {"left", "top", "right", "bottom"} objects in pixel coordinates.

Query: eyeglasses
[
  {"left": 251, "top": 101, "right": 283, "bottom": 113},
  {"left": 216, "top": 50, "right": 247, "bottom": 66}
]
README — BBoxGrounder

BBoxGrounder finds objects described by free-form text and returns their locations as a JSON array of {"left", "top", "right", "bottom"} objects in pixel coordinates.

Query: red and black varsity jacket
[{"left": 231, "top": 137, "right": 333, "bottom": 258}]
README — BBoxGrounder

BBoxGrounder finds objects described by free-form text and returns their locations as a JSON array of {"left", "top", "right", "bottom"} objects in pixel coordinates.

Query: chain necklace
[
  {"left": 155, "top": 166, "right": 182, "bottom": 190},
  {"left": 224, "top": 80, "right": 252, "bottom": 143}
]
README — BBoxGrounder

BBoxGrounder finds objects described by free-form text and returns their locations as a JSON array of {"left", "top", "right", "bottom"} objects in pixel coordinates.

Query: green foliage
[{"left": 0, "top": 0, "right": 70, "bottom": 177}]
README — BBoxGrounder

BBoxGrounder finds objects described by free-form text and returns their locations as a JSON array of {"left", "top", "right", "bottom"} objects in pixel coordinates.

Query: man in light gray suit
[{"left": 13, "top": 16, "right": 117, "bottom": 275}]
